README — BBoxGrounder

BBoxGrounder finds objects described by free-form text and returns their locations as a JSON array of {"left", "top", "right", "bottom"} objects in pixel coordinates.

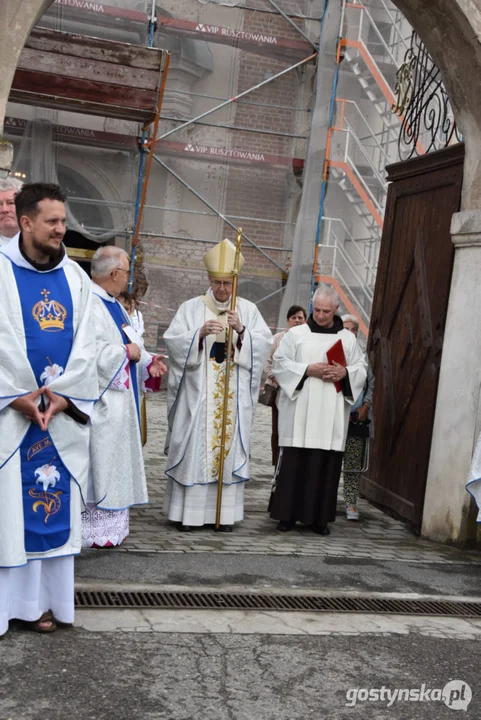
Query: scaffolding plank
[
  {"left": 10, "top": 70, "right": 158, "bottom": 122},
  {"left": 18, "top": 48, "right": 160, "bottom": 90},
  {"left": 25, "top": 28, "right": 161, "bottom": 71},
  {"left": 9, "top": 29, "right": 164, "bottom": 121}
]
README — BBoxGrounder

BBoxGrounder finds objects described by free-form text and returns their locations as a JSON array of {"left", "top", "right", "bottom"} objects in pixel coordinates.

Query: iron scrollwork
[{"left": 392, "top": 31, "right": 462, "bottom": 161}]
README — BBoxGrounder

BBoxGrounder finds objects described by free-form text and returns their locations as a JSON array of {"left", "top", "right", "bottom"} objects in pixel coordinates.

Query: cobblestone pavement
[{"left": 118, "top": 394, "right": 481, "bottom": 565}]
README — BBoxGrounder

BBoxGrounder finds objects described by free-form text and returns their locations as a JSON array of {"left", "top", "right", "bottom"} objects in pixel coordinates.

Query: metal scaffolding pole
[
  {"left": 85, "top": 226, "right": 291, "bottom": 252},
  {"left": 147, "top": 53, "right": 316, "bottom": 147},
  {"left": 68, "top": 196, "right": 295, "bottom": 226},
  {"left": 152, "top": 155, "right": 287, "bottom": 273},
  {"left": 164, "top": 87, "right": 310, "bottom": 113},
  {"left": 244, "top": 4, "right": 322, "bottom": 20},
  {"left": 129, "top": 0, "right": 161, "bottom": 291},
  {"left": 266, "top": 0, "right": 319, "bottom": 49},
  {"left": 158, "top": 115, "right": 307, "bottom": 139},
  {"left": 254, "top": 285, "right": 286, "bottom": 306}
]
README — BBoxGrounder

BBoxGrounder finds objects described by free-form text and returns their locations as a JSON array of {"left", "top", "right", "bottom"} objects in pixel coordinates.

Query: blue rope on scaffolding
[
  {"left": 310, "top": 0, "right": 344, "bottom": 310},
  {"left": 129, "top": 133, "right": 146, "bottom": 293},
  {"left": 129, "top": 6, "right": 157, "bottom": 293}
]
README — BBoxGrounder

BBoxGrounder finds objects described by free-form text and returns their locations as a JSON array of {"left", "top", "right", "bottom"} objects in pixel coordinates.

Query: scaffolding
[
  {"left": 6, "top": 0, "right": 445, "bottom": 348},
  {"left": 5, "top": 0, "right": 323, "bottom": 348}
]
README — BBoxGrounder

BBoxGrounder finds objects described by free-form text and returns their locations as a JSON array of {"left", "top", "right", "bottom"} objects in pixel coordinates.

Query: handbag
[
  {"left": 258, "top": 383, "right": 278, "bottom": 407},
  {"left": 348, "top": 419, "right": 371, "bottom": 439}
]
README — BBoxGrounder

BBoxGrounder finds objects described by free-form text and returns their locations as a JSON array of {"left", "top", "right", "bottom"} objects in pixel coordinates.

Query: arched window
[{"left": 57, "top": 164, "right": 113, "bottom": 235}]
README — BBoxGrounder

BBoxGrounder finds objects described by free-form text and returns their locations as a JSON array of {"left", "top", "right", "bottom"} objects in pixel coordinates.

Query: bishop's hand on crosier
[{"left": 226, "top": 310, "right": 244, "bottom": 334}]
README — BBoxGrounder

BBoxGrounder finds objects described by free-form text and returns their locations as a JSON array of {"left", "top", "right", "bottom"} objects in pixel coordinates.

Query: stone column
[
  {"left": 0, "top": 0, "right": 53, "bottom": 175},
  {"left": 0, "top": 0, "right": 52, "bottom": 127},
  {"left": 422, "top": 210, "right": 481, "bottom": 543}
]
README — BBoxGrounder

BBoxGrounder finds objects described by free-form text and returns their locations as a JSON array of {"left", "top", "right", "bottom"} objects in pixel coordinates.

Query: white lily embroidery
[
  {"left": 40, "top": 363, "right": 64, "bottom": 386},
  {"left": 34, "top": 463, "right": 61, "bottom": 492}
]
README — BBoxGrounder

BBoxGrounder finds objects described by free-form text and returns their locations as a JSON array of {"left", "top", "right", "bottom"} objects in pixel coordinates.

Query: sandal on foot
[{"left": 31, "top": 611, "right": 57, "bottom": 633}]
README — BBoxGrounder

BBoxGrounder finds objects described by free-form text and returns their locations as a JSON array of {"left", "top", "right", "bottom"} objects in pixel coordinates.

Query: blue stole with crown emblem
[
  {"left": 99, "top": 297, "right": 141, "bottom": 426},
  {"left": 12, "top": 264, "right": 74, "bottom": 553}
]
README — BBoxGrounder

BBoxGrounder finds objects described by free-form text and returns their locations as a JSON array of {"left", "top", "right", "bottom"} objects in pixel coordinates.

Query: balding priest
[
  {"left": 269, "top": 284, "right": 367, "bottom": 536},
  {"left": 163, "top": 238, "right": 272, "bottom": 531}
]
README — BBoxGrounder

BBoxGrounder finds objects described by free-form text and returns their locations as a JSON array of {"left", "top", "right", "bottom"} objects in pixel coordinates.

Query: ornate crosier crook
[{"left": 215, "top": 228, "right": 243, "bottom": 531}]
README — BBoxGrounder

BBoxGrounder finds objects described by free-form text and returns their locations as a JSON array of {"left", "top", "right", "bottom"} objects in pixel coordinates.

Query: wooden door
[{"left": 361, "top": 144, "right": 464, "bottom": 531}]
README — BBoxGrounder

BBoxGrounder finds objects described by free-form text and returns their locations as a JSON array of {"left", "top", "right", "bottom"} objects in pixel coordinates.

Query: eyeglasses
[
  {"left": 211, "top": 280, "right": 233, "bottom": 288},
  {"left": 113, "top": 268, "right": 129, "bottom": 275}
]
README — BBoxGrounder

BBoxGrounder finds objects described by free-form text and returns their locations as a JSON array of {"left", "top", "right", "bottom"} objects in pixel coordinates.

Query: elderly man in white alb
[
  {"left": 163, "top": 238, "right": 272, "bottom": 532},
  {"left": 0, "top": 177, "right": 22, "bottom": 246},
  {"left": 81, "top": 246, "right": 166, "bottom": 549},
  {"left": 269, "top": 284, "right": 367, "bottom": 536}
]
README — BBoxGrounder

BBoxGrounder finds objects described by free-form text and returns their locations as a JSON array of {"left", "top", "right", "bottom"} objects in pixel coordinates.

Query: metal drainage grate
[{"left": 75, "top": 590, "right": 481, "bottom": 618}]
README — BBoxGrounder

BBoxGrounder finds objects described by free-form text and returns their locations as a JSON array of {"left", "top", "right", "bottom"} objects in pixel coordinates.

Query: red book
[{"left": 326, "top": 339, "right": 347, "bottom": 393}]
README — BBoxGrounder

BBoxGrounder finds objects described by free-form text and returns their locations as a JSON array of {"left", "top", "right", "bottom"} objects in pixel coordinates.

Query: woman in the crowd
[
  {"left": 264, "top": 305, "right": 307, "bottom": 466},
  {"left": 119, "top": 290, "right": 145, "bottom": 339},
  {"left": 341, "top": 314, "right": 375, "bottom": 520}
]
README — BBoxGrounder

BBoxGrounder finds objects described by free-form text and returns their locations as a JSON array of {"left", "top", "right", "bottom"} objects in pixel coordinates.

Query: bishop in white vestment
[
  {"left": 163, "top": 239, "right": 272, "bottom": 531},
  {"left": 0, "top": 183, "right": 102, "bottom": 636},
  {"left": 270, "top": 285, "right": 367, "bottom": 535},
  {"left": 82, "top": 247, "right": 166, "bottom": 548}
]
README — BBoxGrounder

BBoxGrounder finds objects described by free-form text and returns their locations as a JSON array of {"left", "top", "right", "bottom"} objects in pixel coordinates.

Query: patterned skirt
[
  {"left": 81, "top": 504, "right": 129, "bottom": 548},
  {"left": 343, "top": 434, "right": 366, "bottom": 506}
]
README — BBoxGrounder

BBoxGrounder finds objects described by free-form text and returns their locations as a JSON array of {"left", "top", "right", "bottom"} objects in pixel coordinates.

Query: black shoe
[
  {"left": 313, "top": 525, "right": 330, "bottom": 536},
  {"left": 215, "top": 525, "right": 233, "bottom": 533},
  {"left": 177, "top": 524, "right": 192, "bottom": 532},
  {"left": 276, "top": 521, "right": 295, "bottom": 532}
]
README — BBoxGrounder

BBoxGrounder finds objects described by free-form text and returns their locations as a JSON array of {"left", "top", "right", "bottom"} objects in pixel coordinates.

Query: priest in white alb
[
  {"left": 0, "top": 177, "right": 22, "bottom": 246},
  {"left": 0, "top": 183, "right": 102, "bottom": 636},
  {"left": 82, "top": 246, "right": 166, "bottom": 549},
  {"left": 163, "top": 238, "right": 272, "bottom": 531},
  {"left": 269, "top": 284, "right": 367, "bottom": 535}
]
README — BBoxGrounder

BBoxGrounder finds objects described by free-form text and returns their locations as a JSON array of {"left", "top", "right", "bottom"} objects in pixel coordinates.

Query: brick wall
[{"left": 139, "top": 0, "right": 311, "bottom": 348}]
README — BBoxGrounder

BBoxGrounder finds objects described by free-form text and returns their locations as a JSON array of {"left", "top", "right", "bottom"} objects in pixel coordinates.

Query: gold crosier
[{"left": 215, "top": 228, "right": 243, "bottom": 530}]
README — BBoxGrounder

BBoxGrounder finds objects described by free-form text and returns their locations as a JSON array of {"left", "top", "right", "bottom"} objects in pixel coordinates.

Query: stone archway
[
  {"left": 1, "top": 0, "right": 53, "bottom": 127},
  {"left": 0, "top": 0, "right": 53, "bottom": 171},
  {"left": 1, "top": 0, "right": 481, "bottom": 543}
]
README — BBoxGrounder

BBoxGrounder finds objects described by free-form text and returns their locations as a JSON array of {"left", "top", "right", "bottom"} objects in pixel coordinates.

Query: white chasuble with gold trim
[{"left": 163, "top": 292, "right": 272, "bottom": 489}]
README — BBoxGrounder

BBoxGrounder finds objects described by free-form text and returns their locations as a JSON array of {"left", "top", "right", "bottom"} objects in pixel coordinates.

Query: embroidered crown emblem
[{"left": 32, "top": 289, "right": 67, "bottom": 332}]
